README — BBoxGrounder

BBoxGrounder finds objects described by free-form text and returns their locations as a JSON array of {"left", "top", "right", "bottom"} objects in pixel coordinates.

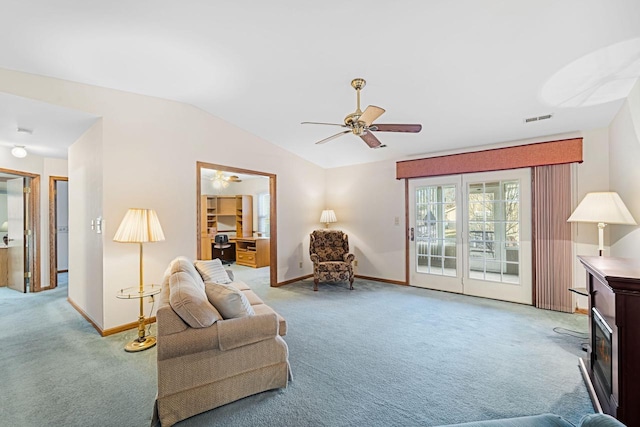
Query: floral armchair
[{"left": 309, "top": 230, "right": 355, "bottom": 291}]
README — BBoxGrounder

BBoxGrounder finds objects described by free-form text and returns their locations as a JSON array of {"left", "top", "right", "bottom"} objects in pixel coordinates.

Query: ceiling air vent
[{"left": 524, "top": 113, "right": 553, "bottom": 124}]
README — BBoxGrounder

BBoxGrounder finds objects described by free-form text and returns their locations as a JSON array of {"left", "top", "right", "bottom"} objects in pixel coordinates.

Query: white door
[
  {"left": 7, "top": 177, "right": 25, "bottom": 292},
  {"left": 409, "top": 176, "right": 462, "bottom": 293},
  {"left": 461, "top": 169, "right": 532, "bottom": 304},
  {"left": 408, "top": 169, "right": 532, "bottom": 304}
]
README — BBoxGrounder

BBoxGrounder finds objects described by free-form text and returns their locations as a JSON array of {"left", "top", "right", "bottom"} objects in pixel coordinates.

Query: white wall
[
  {"left": 68, "top": 120, "right": 104, "bottom": 327},
  {"left": 609, "top": 79, "right": 640, "bottom": 257},
  {"left": 0, "top": 68, "right": 325, "bottom": 330},
  {"left": 326, "top": 159, "right": 406, "bottom": 282}
]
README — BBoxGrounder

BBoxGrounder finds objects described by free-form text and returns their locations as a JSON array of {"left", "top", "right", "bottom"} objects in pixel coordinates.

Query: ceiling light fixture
[
  {"left": 211, "top": 170, "right": 230, "bottom": 189},
  {"left": 11, "top": 146, "right": 28, "bottom": 158}
]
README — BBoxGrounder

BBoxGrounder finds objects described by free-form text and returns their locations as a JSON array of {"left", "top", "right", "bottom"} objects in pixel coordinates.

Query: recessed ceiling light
[{"left": 11, "top": 146, "right": 27, "bottom": 158}]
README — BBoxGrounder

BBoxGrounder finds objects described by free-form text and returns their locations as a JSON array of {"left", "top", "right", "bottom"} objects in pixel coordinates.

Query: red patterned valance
[{"left": 396, "top": 138, "right": 583, "bottom": 179}]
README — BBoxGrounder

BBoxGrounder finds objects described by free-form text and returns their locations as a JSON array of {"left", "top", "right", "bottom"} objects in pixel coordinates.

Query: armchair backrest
[{"left": 309, "top": 230, "right": 350, "bottom": 262}]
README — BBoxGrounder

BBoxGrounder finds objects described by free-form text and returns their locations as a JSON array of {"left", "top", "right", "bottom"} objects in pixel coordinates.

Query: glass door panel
[
  {"left": 462, "top": 169, "right": 532, "bottom": 304},
  {"left": 409, "top": 176, "right": 462, "bottom": 293}
]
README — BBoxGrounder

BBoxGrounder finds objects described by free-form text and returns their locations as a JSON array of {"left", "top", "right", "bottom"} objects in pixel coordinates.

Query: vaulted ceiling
[{"left": 1, "top": 1, "right": 639, "bottom": 168}]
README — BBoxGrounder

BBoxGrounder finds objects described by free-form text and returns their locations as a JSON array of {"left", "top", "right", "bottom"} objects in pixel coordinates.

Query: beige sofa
[{"left": 151, "top": 256, "right": 290, "bottom": 427}]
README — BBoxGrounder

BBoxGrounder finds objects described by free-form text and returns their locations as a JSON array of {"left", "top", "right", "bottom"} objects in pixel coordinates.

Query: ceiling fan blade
[
  {"left": 315, "top": 130, "right": 351, "bottom": 145},
  {"left": 302, "top": 121, "right": 349, "bottom": 128},
  {"left": 358, "top": 105, "right": 386, "bottom": 126},
  {"left": 360, "top": 131, "right": 384, "bottom": 149},
  {"left": 370, "top": 124, "right": 422, "bottom": 133}
]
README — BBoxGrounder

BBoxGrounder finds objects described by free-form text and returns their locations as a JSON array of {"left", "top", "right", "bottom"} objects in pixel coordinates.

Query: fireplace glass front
[{"left": 592, "top": 307, "right": 612, "bottom": 398}]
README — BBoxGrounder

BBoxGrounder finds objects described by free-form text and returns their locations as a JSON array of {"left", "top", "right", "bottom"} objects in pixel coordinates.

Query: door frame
[
  {"left": 196, "top": 162, "right": 278, "bottom": 287},
  {"left": 0, "top": 167, "right": 40, "bottom": 292},
  {"left": 48, "top": 176, "right": 68, "bottom": 290}
]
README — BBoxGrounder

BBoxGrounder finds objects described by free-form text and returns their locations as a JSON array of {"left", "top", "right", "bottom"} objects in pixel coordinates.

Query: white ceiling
[{"left": 1, "top": 1, "right": 639, "bottom": 168}]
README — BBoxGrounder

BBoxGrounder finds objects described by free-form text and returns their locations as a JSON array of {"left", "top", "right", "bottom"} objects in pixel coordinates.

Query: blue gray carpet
[{"left": 0, "top": 269, "right": 594, "bottom": 426}]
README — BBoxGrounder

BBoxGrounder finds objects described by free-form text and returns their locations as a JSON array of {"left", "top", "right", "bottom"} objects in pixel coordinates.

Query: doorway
[
  {"left": 196, "top": 162, "right": 278, "bottom": 287},
  {"left": 48, "top": 176, "right": 68, "bottom": 290},
  {"left": 408, "top": 168, "right": 532, "bottom": 304},
  {"left": 0, "top": 168, "right": 40, "bottom": 293}
]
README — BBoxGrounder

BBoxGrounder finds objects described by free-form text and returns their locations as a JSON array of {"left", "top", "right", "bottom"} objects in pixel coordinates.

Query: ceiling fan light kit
[{"left": 303, "top": 78, "right": 422, "bottom": 149}]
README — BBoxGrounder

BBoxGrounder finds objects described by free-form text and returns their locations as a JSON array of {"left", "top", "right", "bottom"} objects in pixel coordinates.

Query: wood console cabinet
[
  {"left": 578, "top": 256, "right": 640, "bottom": 426},
  {"left": 235, "top": 238, "right": 269, "bottom": 268}
]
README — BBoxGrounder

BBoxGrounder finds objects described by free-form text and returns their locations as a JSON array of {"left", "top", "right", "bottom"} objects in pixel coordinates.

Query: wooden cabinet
[
  {"left": 235, "top": 238, "right": 269, "bottom": 268},
  {"left": 578, "top": 256, "right": 640, "bottom": 427},
  {"left": 236, "top": 195, "right": 253, "bottom": 237},
  {"left": 200, "top": 195, "right": 254, "bottom": 260}
]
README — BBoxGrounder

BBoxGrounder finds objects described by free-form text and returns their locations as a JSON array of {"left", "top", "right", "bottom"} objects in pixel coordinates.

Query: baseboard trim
[
  {"left": 67, "top": 297, "right": 156, "bottom": 337},
  {"left": 355, "top": 274, "right": 407, "bottom": 286},
  {"left": 67, "top": 297, "right": 103, "bottom": 336},
  {"left": 575, "top": 308, "right": 588, "bottom": 315},
  {"left": 102, "top": 317, "right": 157, "bottom": 337},
  {"left": 275, "top": 274, "right": 313, "bottom": 287}
]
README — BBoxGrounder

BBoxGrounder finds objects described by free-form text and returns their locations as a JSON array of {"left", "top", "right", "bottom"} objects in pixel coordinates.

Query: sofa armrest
[
  {"left": 344, "top": 253, "right": 355, "bottom": 264},
  {"left": 217, "top": 312, "right": 279, "bottom": 351},
  {"left": 157, "top": 322, "right": 221, "bottom": 361},
  {"left": 310, "top": 254, "right": 319, "bottom": 265}
]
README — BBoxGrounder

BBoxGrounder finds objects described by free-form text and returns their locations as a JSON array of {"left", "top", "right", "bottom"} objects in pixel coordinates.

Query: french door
[{"left": 408, "top": 169, "right": 532, "bottom": 304}]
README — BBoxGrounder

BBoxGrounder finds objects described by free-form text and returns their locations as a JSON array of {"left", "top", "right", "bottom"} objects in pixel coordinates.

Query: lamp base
[{"left": 124, "top": 336, "right": 157, "bottom": 352}]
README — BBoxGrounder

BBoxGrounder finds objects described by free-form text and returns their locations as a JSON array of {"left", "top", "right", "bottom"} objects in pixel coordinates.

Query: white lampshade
[
  {"left": 320, "top": 209, "right": 337, "bottom": 228},
  {"left": 568, "top": 192, "right": 636, "bottom": 256},
  {"left": 113, "top": 208, "right": 165, "bottom": 243},
  {"left": 567, "top": 192, "right": 636, "bottom": 225}
]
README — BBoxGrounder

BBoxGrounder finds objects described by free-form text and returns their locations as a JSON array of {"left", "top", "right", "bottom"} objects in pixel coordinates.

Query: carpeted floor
[{"left": 0, "top": 269, "right": 594, "bottom": 426}]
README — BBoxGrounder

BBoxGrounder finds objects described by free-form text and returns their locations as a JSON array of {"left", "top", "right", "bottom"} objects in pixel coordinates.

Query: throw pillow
[
  {"left": 169, "top": 271, "right": 221, "bottom": 328},
  {"left": 194, "top": 259, "right": 232, "bottom": 284},
  {"left": 204, "top": 282, "right": 255, "bottom": 319}
]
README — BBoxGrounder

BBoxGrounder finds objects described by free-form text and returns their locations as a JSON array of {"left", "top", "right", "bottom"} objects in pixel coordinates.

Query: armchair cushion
[
  {"left": 205, "top": 282, "right": 256, "bottom": 319},
  {"left": 169, "top": 271, "right": 221, "bottom": 328},
  {"left": 170, "top": 256, "right": 206, "bottom": 292}
]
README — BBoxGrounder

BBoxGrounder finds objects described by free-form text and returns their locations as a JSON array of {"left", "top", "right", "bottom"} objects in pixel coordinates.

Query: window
[
  {"left": 257, "top": 192, "right": 270, "bottom": 237},
  {"left": 467, "top": 180, "right": 520, "bottom": 283},
  {"left": 415, "top": 184, "right": 457, "bottom": 276}
]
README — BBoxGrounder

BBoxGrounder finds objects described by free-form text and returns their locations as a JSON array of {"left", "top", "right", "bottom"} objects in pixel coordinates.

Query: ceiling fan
[{"left": 302, "top": 78, "right": 422, "bottom": 149}]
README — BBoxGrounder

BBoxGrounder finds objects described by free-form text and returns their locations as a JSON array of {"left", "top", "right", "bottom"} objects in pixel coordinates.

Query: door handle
[{"left": 410, "top": 227, "right": 414, "bottom": 241}]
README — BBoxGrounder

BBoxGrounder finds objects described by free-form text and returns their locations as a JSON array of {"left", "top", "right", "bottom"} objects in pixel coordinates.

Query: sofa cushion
[
  {"left": 194, "top": 259, "right": 232, "bottom": 284},
  {"left": 170, "top": 256, "right": 206, "bottom": 292},
  {"left": 169, "top": 271, "right": 221, "bottom": 328},
  {"left": 579, "top": 414, "right": 625, "bottom": 427},
  {"left": 205, "top": 282, "right": 255, "bottom": 319}
]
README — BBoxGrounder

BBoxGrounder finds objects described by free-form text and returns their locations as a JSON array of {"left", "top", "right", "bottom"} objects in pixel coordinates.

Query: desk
[{"left": 234, "top": 237, "right": 270, "bottom": 268}]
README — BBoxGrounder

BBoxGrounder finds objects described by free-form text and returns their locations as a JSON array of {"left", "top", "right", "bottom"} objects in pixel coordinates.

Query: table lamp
[
  {"left": 114, "top": 208, "right": 165, "bottom": 352},
  {"left": 567, "top": 192, "right": 636, "bottom": 256},
  {"left": 320, "top": 209, "right": 337, "bottom": 229}
]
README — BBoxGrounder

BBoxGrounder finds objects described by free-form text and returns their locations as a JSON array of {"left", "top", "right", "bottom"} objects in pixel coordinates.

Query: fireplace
[
  {"left": 578, "top": 256, "right": 640, "bottom": 426},
  {"left": 592, "top": 308, "right": 612, "bottom": 398}
]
